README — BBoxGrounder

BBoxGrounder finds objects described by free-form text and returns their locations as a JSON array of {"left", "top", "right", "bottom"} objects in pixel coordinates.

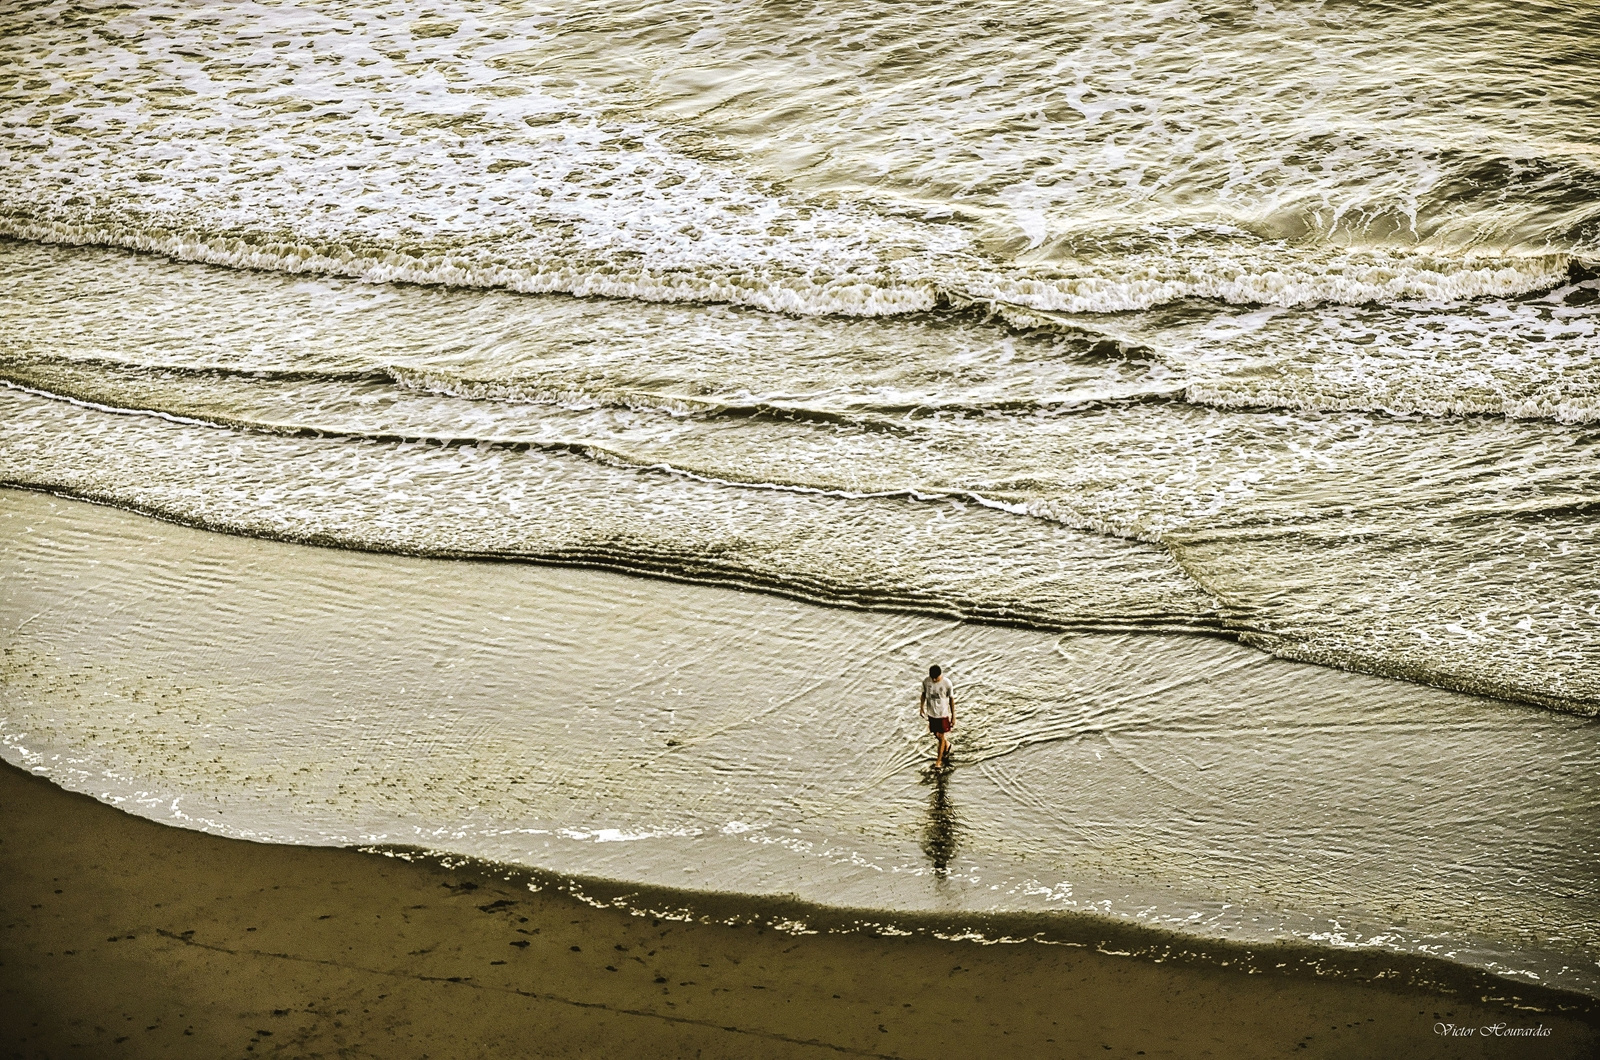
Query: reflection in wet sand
[{"left": 921, "top": 767, "right": 960, "bottom": 877}]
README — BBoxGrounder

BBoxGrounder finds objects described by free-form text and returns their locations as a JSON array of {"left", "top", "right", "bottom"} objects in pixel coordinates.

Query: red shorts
[{"left": 928, "top": 716, "right": 952, "bottom": 734}]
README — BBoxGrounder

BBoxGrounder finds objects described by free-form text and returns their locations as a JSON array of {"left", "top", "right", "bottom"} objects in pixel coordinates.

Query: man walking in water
[{"left": 919, "top": 664, "right": 956, "bottom": 769}]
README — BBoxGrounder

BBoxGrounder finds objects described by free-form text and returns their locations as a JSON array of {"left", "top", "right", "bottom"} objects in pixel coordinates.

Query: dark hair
[{"left": 929, "top": 664, "right": 942, "bottom": 678}]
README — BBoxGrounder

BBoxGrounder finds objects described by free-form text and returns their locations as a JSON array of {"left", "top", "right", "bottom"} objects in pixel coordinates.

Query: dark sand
[{"left": 1, "top": 761, "right": 1594, "bottom": 1059}]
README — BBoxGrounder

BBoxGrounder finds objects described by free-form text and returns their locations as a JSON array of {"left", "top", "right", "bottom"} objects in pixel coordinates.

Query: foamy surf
[{"left": 3, "top": 0, "right": 1594, "bottom": 321}]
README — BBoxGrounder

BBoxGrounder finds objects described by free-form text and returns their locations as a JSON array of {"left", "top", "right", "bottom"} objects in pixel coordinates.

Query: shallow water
[
  {"left": 4, "top": 490, "right": 1598, "bottom": 993},
  {"left": 1, "top": 0, "right": 1597, "bottom": 997},
  {"left": 2, "top": 241, "right": 1597, "bottom": 708}
]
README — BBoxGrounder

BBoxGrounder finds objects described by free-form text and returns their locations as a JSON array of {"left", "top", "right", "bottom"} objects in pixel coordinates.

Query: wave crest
[{"left": 0, "top": 211, "right": 1575, "bottom": 325}]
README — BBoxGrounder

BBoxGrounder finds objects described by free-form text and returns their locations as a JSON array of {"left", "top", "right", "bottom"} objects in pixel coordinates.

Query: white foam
[
  {"left": 971, "top": 252, "right": 1571, "bottom": 314},
  {"left": 1, "top": 0, "right": 1590, "bottom": 318},
  {"left": 1094, "top": 280, "right": 1600, "bottom": 424}
]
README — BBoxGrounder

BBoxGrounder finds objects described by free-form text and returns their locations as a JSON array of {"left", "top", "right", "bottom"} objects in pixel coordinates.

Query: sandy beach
[{"left": 2, "top": 760, "right": 1594, "bottom": 1059}]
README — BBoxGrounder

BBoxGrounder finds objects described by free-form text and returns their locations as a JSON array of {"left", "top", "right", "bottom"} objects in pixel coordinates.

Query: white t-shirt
[{"left": 921, "top": 676, "right": 954, "bottom": 718}]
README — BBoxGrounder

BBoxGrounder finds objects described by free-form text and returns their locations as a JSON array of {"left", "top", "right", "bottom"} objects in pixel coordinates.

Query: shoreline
[
  {"left": 3, "top": 760, "right": 1595, "bottom": 1059},
  {"left": 377, "top": 849, "right": 1600, "bottom": 1017}
]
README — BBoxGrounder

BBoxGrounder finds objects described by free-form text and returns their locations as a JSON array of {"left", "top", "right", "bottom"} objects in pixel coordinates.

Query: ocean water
[{"left": 1, "top": 0, "right": 1597, "bottom": 995}]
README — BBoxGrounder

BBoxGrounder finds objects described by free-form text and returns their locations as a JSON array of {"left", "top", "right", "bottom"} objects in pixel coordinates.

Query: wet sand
[{"left": 1, "top": 761, "right": 1594, "bottom": 1058}]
